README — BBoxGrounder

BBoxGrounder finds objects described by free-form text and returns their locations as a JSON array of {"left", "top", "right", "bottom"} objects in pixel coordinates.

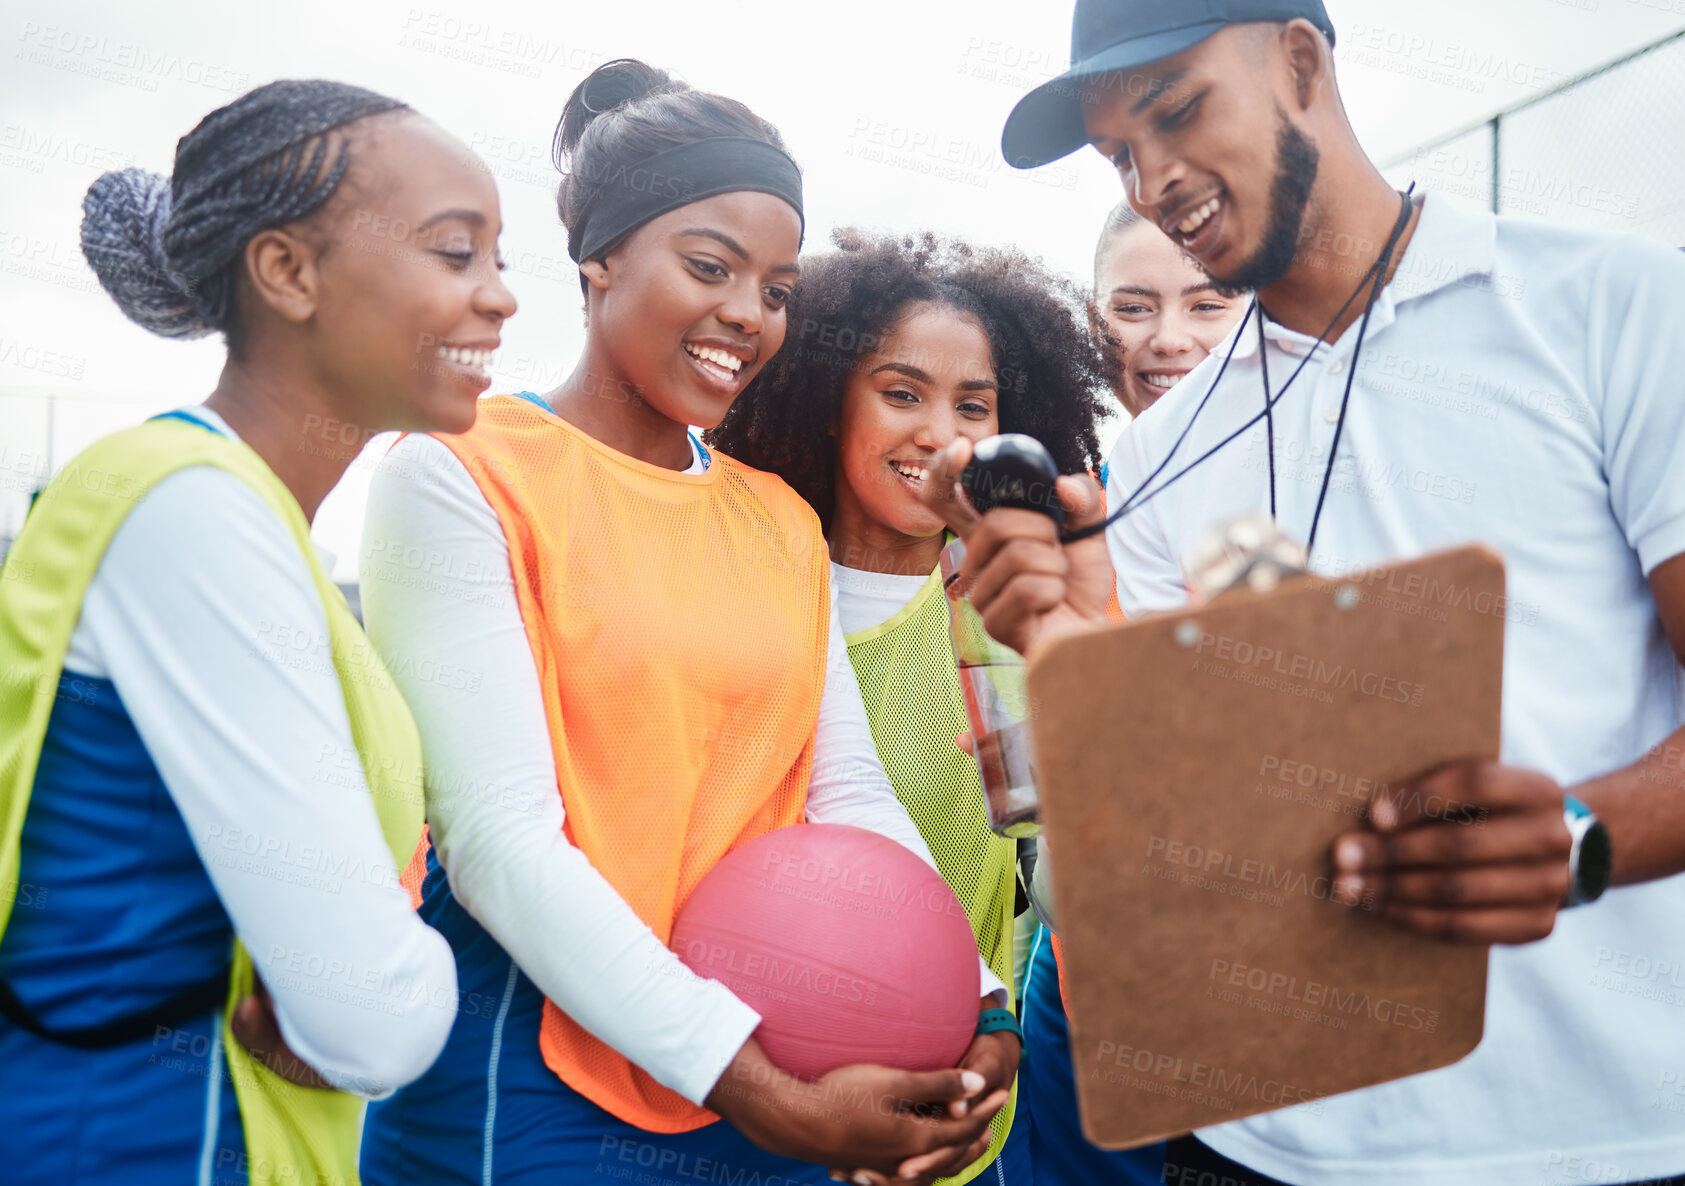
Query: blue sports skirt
[{"left": 360, "top": 860, "right": 835, "bottom": 1185}]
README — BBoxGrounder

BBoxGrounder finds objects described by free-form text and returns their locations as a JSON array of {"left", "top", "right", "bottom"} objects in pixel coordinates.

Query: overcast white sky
[{"left": 2, "top": 0, "right": 1682, "bottom": 576}]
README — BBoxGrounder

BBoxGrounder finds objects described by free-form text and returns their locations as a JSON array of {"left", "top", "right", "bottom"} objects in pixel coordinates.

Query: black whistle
[{"left": 960, "top": 434, "right": 1064, "bottom": 528}]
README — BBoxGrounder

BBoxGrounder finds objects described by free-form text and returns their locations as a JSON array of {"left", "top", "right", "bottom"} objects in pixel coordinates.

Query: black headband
[{"left": 566, "top": 136, "right": 804, "bottom": 264}]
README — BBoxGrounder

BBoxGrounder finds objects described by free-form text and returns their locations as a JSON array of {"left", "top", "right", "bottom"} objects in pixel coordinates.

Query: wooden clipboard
[{"left": 1024, "top": 546, "right": 1502, "bottom": 1149}]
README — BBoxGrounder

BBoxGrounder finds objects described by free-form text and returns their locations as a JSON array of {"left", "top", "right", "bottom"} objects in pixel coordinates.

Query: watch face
[{"left": 1579, "top": 821, "right": 1614, "bottom": 904}]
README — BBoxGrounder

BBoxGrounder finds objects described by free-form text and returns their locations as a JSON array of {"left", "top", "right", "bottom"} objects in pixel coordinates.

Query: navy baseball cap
[{"left": 1001, "top": 0, "right": 1335, "bottom": 169}]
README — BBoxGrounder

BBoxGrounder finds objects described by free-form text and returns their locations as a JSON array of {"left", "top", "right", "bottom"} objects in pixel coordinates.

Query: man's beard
[{"left": 1202, "top": 109, "right": 1319, "bottom": 296}]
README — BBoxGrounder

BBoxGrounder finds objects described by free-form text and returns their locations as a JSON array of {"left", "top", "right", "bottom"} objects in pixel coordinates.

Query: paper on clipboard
[{"left": 1024, "top": 546, "right": 1503, "bottom": 1149}]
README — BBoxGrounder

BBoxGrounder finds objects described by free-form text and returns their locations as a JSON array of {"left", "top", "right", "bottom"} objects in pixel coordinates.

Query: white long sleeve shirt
[
  {"left": 61, "top": 407, "right": 457, "bottom": 1098},
  {"left": 360, "top": 430, "right": 1003, "bottom": 1106}
]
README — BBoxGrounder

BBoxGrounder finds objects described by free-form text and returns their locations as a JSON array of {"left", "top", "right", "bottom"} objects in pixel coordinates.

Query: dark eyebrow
[
  {"left": 1183, "top": 281, "right": 1221, "bottom": 297},
  {"left": 870, "top": 361, "right": 931, "bottom": 383},
  {"left": 871, "top": 361, "right": 997, "bottom": 392},
  {"left": 1130, "top": 69, "right": 1186, "bottom": 115},
  {"left": 1110, "top": 285, "right": 1161, "bottom": 300},
  {"left": 679, "top": 227, "right": 748, "bottom": 259},
  {"left": 678, "top": 227, "right": 801, "bottom": 275},
  {"left": 421, "top": 208, "right": 487, "bottom": 229}
]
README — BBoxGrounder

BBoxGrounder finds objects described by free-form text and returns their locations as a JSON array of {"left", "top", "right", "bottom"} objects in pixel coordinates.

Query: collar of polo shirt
[{"left": 1239, "top": 195, "right": 1500, "bottom": 358}]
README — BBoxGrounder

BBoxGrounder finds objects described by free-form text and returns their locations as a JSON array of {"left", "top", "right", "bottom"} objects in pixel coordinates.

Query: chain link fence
[{"left": 1382, "top": 29, "right": 1685, "bottom": 245}]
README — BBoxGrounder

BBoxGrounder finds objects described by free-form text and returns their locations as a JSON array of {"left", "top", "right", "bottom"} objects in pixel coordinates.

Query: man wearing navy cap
[{"left": 920, "top": 2, "right": 1685, "bottom": 1185}]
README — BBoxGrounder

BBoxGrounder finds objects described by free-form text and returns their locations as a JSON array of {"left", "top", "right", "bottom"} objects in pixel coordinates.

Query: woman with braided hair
[
  {"left": 357, "top": 59, "right": 1008, "bottom": 1186},
  {"left": 709, "top": 229, "right": 1115, "bottom": 1185},
  {"left": 0, "top": 80, "right": 515, "bottom": 1184}
]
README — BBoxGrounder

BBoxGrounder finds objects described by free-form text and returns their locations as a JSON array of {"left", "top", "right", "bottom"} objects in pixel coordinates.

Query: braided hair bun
[
  {"left": 81, "top": 168, "right": 206, "bottom": 338},
  {"left": 79, "top": 79, "right": 408, "bottom": 342}
]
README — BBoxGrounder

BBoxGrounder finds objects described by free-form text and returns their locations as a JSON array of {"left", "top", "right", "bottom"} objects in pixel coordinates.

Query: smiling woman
[
  {"left": 356, "top": 59, "right": 1011, "bottom": 1186},
  {"left": 1091, "top": 203, "right": 1248, "bottom": 418},
  {"left": 0, "top": 78, "right": 516, "bottom": 1186},
  {"left": 712, "top": 230, "right": 1111, "bottom": 536},
  {"left": 709, "top": 230, "right": 1115, "bottom": 1185}
]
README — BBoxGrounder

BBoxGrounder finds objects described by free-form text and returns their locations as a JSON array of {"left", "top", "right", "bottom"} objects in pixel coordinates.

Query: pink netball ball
[{"left": 671, "top": 823, "right": 979, "bottom": 1081}]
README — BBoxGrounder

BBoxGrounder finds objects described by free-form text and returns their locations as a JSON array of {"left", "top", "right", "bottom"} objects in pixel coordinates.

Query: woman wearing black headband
[
  {"left": 0, "top": 80, "right": 514, "bottom": 1184},
  {"left": 357, "top": 60, "right": 1007, "bottom": 1185}
]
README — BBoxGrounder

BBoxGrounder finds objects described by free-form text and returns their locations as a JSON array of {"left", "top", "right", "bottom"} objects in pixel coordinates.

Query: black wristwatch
[{"left": 1562, "top": 794, "right": 1612, "bottom": 908}]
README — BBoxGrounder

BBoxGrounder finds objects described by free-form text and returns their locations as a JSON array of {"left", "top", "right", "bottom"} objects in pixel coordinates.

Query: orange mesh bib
[
  {"left": 437, "top": 396, "right": 830, "bottom": 1132},
  {"left": 1050, "top": 933, "right": 1072, "bottom": 1013}
]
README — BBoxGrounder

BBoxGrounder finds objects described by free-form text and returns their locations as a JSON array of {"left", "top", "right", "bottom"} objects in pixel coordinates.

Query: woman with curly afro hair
[
  {"left": 709, "top": 229, "right": 1116, "bottom": 1186},
  {"left": 712, "top": 229, "right": 1113, "bottom": 535}
]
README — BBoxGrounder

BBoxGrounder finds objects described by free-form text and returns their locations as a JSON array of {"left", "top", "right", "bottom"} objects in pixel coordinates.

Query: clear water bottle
[{"left": 940, "top": 538, "right": 1043, "bottom": 838}]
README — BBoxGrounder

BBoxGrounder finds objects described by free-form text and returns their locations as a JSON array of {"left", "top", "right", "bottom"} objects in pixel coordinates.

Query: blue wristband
[{"left": 976, "top": 1007, "right": 1023, "bottom": 1049}]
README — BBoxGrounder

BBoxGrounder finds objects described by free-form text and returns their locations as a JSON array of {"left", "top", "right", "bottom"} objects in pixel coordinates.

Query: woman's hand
[
  {"left": 822, "top": 999, "right": 1021, "bottom": 1184},
  {"left": 230, "top": 979, "right": 331, "bottom": 1089},
  {"left": 954, "top": 1027, "right": 1018, "bottom": 1118},
  {"left": 886, "top": 1034, "right": 1018, "bottom": 1181},
  {"left": 706, "top": 1037, "right": 1007, "bottom": 1182}
]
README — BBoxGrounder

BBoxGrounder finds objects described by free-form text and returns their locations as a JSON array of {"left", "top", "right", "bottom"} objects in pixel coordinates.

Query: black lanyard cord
[
  {"left": 1279, "top": 191, "right": 1415, "bottom": 554},
  {"left": 1064, "top": 187, "right": 1417, "bottom": 546},
  {"left": 1301, "top": 192, "right": 1412, "bottom": 553}
]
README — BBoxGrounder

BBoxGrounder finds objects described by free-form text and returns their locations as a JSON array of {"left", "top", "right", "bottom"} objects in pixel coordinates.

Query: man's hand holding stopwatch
[{"left": 917, "top": 437, "right": 1112, "bottom": 659}]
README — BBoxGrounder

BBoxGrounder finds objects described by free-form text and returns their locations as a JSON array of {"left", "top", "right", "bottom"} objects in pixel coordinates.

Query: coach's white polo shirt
[{"left": 1106, "top": 193, "right": 1685, "bottom": 1186}]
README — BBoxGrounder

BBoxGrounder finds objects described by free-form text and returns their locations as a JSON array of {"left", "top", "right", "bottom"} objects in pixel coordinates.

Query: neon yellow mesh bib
[
  {"left": 842, "top": 566, "right": 1018, "bottom": 1185},
  {"left": 0, "top": 418, "right": 426, "bottom": 1185}
]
